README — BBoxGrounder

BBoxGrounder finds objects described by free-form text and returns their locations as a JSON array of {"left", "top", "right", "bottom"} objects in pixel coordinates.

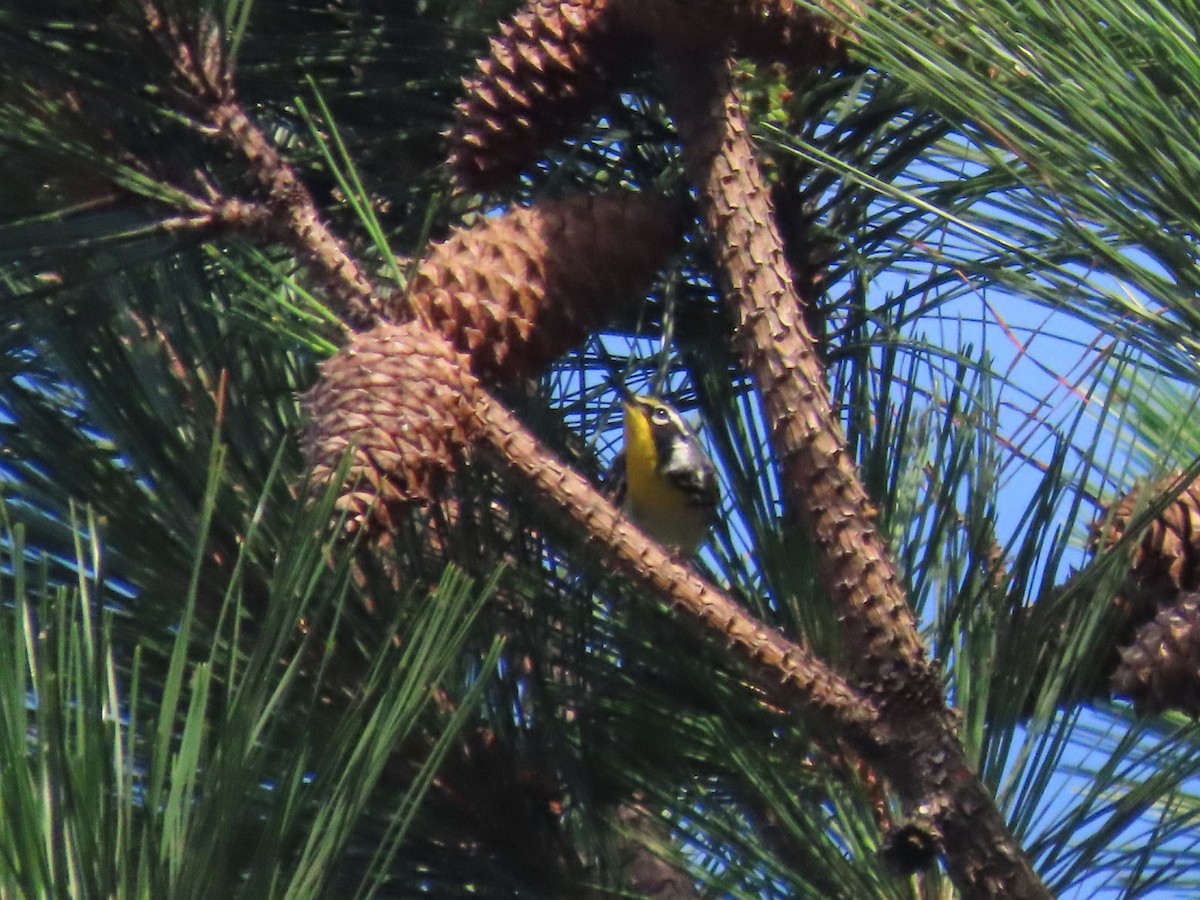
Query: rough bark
[
  {"left": 663, "top": 53, "right": 1050, "bottom": 899},
  {"left": 472, "top": 392, "right": 882, "bottom": 737}
]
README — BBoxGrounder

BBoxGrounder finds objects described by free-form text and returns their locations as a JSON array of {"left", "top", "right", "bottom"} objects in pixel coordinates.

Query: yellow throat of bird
[{"left": 622, "top": 398, "right": 713, "bottom": 554}]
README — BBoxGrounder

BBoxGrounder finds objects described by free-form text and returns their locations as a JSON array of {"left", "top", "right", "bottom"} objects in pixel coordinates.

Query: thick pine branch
[
  {"left": 472, "top": 392, "right": 882, "bottom": 735},
  {"left": 662, "top": 52, "right": 1049, "bottom": 900},
  {"left": 663, "top": 52, "right": 927, "bottom": 707}
]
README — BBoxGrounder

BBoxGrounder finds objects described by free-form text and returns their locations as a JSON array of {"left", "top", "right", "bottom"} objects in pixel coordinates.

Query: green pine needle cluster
[{"left": 3, "top": 0, "right": 1200, "bottom": 896}]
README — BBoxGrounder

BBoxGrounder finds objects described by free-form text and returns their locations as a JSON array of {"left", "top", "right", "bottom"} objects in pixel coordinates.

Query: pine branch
[
  {"left": 126, "top": 0, "right": 887, "bottom": 779},
  {"left": 472, "top": 392, "right": 882, "bottom": 737},
  {"left": 661, "top": 53, "right": 1049, "bottom": 900},
  {"left": 138, "top": 0, "right": 378, "bottom": 331}
]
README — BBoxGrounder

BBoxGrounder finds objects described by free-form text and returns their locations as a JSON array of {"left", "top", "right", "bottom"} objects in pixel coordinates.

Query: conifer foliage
[{"left": 5, "top": 0, "right": 1200, "bottom": 897}]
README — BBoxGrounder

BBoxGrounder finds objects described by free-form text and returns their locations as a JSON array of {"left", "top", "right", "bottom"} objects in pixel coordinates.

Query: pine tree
[{"left": 3, "top": 1, "right": 1200, "bottom": 897}]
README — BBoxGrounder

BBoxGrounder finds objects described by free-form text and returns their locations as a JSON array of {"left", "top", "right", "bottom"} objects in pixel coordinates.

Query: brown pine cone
[
  {"left": 400, "top": 192, "right": 683, "bottom": 382},
  {"left": 302, "top": 321, "right": 479, "bottom": 534},
  {"left": 1111, "top": 591, "right": 1200, "bottom": 715},
  {"left": 1095, "top": 470, "right": 1200, "bottom": 599},
  {"left": 448, "top": 0, "right": 633, "bottom": 190}
]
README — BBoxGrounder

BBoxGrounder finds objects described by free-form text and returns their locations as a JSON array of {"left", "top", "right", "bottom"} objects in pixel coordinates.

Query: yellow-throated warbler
[{"left": 614, "top": 395, "right": 719, "bottom": 555}]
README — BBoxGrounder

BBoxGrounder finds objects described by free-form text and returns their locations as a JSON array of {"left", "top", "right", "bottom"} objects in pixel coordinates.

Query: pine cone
[
  {"left": 301, "top": 321, "right": 479, "bottom": 534},
  {"left": 1086, "top": 470, "right": 1200, "bottom": 713},
  {"left": 1111, "top": 591, "right": 1200, "bottom": 715},
  {"left": 611, "top": 0, "right": 851, "bottom": 71},
  {"left": 449, "top": 0, "right": 632, "bottom": 190},
  {"left": 400, "top": 192, "right": 683, "bottom": 382},
  {"left": 1095, "top": 470, "right": 1200, "bottom": 601}
]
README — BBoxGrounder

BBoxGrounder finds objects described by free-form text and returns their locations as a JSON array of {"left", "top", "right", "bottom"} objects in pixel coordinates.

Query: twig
[{"left": 139, "top": 0, "right": 379, "bottom": 330}]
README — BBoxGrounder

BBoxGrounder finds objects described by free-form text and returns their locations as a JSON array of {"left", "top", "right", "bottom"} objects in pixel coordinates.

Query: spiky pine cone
[
  {"left": 1093, "top": 470, "right": 1200, "bottom": 632},
  {"left": 1111, "top": 591, "right": 1200, "bottom": 715},
  {"left": 302, "top": 321, "right": 479, "bottom": 535},
  {"left": 610, "top": 0, "right": 852, "bottom": 71},
  {"left": 449, "top": 0, "right": 632, "bottom": 191},
  {"left": 399, "top": 192, "right": 683, "bottom": 382},
  {"left": 1085, "top": 470, "right": 1200, "bottom": 713}
]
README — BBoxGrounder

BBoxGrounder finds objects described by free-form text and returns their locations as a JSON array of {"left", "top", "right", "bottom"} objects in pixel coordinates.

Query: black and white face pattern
[{"left": 643, "top": 400, "right": 719, "bottom": 510}]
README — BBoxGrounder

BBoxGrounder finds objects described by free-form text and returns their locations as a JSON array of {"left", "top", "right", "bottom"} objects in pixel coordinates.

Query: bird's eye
[{"left": 651, "top": 407, "right": 671, "bottom": 424}]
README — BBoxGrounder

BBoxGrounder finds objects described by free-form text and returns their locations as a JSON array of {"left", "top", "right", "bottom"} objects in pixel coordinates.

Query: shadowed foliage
[{"left": 3, "top": 0, "right": 1200, "bottom": 897}]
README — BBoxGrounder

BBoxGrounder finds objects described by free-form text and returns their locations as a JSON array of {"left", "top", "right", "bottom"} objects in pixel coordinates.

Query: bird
[{"left": 615, "top": 395, "right": 719, "bottom": 555}]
